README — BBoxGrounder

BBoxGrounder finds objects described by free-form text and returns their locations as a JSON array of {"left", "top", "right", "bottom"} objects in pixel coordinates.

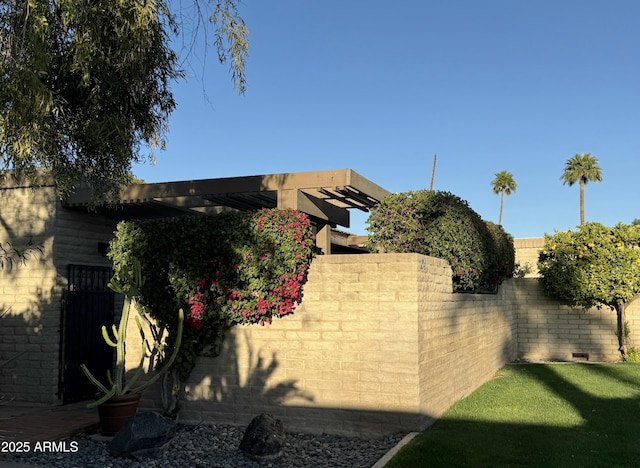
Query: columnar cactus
[{"left": 80, "top": 258, "right": 183, "bottom": 407}]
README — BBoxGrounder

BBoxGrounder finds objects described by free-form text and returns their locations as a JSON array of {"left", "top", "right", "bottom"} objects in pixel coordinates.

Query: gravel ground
[{"left": 5, "top": 423, "right": 405, "bottom": 467}]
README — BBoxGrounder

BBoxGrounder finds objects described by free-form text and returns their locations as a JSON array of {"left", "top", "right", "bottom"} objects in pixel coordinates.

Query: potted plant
[{"left": 80, "top": 258, "right": 184, "bottom": 435}]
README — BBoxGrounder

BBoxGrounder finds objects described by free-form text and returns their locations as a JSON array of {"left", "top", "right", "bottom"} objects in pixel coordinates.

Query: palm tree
[
  {"left": 561, "top": 153, "right": 602, "bottom": 225},
  {"left": 491, "top": 171, "right": 517, "bottom": 225}
]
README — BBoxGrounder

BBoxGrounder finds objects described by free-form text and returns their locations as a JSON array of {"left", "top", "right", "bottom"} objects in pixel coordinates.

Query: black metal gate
[{"left": 60, "top": 265, "right": 115, "bottom": 403}]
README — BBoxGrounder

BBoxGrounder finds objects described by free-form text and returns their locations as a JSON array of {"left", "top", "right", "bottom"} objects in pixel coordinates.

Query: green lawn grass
[{"left": 386, "top": 363, "right": 640, "bottom": 468}]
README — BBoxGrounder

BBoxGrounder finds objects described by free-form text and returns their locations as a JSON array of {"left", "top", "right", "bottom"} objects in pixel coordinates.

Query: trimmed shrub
[
  {"left": 485, "top": 221, "right": 516, "bottom": 289},
  {"left": 366, "top": 190, "right": 514, "bottom": 292}
]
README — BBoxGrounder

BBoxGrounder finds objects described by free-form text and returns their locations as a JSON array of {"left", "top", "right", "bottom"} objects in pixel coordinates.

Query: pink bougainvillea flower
[{"left": 177, "top": 208, "right": 314, "bottom": 336}]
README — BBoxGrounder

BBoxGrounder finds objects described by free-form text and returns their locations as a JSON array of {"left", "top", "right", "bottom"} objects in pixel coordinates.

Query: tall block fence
[{"left": 141, "top": 253, "right": 639, "bottom": 436}]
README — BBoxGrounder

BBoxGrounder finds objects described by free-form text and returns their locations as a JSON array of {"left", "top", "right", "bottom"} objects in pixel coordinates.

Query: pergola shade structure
[{"left": 63, "top": 169, "right": 390, "bottom": 254}]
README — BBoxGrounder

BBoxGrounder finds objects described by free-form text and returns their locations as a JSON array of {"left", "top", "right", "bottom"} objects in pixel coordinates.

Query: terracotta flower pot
[{"left": 97, "top": 393, "right": 141, "bottom": 436}]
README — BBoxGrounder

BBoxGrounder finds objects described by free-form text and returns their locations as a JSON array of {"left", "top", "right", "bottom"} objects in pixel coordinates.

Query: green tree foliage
[
  {"left": 211, "top": 0, "right": 249, "bottom": 94},
  {"left": 538, "top": 222, "right": 640, "bottom": 358},
  {"left": 108, "top": 209, "right": 316, "bottom": 380},
  {"left": 486, "top": 220, "right": 516, "bottom": 279},
  {"left": 366, "top": 190, "right": 515, "bottom": 292},
  {"left": 491, "top": 170, "right": 516, "bottom": 225},
  {"left": 561, "top": 153, "right": 602, "bottom": 225},
  {"left": 0, "top": 0, "right": 248, "bottom": 200}
]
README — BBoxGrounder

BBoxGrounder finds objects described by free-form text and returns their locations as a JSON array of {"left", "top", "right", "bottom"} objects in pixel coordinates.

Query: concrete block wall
[
  {"left": 0, "top": 181, "right": 60, "bottom": 405},
  {"left": 0, "top": 180, "right": 117, "bottom": 404},
  {"left": 513, "top": 237, "right": 544, "bottom": 277},
  {"left": 147, "top": 254, "right": 519, "bottom": 435},
  {"left": 514, "top": 278, "right": 640, "bottom": 362},
  {"left": 510, "top": 237, "right": 640, "bottom": 361},
  {"left": 170, "top": 254, "right": 425, "bottom": 436},
  {"left": 143, "top": 253, "right": 635, "bottom": 436},
  {"left": 418, "top": 272, "right": 518, "bottom": 426},
  {"left": 627, "top": 299, "right": 640, "bottom": 350}
]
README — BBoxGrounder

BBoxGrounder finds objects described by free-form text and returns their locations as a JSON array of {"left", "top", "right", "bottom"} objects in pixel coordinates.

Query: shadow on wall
[
  {"left": 175, "top": 329, "right": 425, "bottom": 436},
  {"left": 182, "top": 329, "right": 314, "bottom": 414},
  {"left": 0, "top": 283, "right": 61, "bottom": 405},
  {"left": 139, "top": 254, "right": 640, "bottom": 437},
  {"left": 260, "top": 172, "right": 290, "bottom": 192},
  {"left": 0, "top": 182, "right": 60, "bottom": 405},
  {"left": 513, "top": 278, "right": 627, "bottom": 362}
]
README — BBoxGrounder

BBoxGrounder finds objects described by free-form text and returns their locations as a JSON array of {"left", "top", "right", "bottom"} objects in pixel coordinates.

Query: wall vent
[{"left": 572, "top": 352, "right": 589, "bottom": 361}]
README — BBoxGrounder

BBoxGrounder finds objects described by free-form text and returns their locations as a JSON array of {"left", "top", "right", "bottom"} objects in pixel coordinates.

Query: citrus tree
[{"left": 538, "top": 222, "right": 640, "bottom": 358}]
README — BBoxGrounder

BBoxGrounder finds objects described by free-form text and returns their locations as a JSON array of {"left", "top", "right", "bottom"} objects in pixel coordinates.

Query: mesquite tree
[
  {"left": 538, "top": 222, "right": 640, "bottom": 358},
  {"left": 0, "top": 0, "right": 248, "bottom": 200}
]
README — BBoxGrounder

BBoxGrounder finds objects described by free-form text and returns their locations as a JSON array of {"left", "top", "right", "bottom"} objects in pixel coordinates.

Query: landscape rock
[
  {"left": 108, "top": 411, "right": 176, "bottom": 460},
  {"left": 238, "top": 413, "right": 286, "bottom": 461}
]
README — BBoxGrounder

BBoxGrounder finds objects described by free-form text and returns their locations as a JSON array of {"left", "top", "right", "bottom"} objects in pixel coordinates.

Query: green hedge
[
  {"left": 366, "top": 190, "right": 514, "bottom": 292},
  {"left": 485, "top": 220, "right": 516, "bottom": 289},
  {"left": 108, "top": 208, "right": 316, "bottom": 380}
]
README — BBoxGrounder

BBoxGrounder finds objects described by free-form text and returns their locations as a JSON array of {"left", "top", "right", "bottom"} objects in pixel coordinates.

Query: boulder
[
  {"left": 108, "top": 411, "right": 176, "bottom": 460},
  {"left": 238, "top": 413, "right": 286, "bottom": 461}
]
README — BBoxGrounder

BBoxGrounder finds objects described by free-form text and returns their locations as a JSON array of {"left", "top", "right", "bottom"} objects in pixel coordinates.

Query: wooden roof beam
[{"left": 296, "top": 191, "right": 349, "bottom": 227}]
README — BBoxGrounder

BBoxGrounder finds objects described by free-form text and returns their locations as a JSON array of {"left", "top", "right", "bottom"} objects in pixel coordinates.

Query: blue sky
[{"left": 132, "top": 1, "right": 640, "bottom": 239}]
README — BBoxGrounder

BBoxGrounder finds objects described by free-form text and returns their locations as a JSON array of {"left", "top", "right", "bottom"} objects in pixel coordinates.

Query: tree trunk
[
  {"left": 499, "top": 189, "right": 504, "bottom": 225},
  {"left": 579, "top": 178, "right": 585, "bottom": 225},
  {"left": 429, "top": 153, "right": 437, "bottom": 191},
  {"left": 615, "top": 302, "right": 628, "bottom": 359}
]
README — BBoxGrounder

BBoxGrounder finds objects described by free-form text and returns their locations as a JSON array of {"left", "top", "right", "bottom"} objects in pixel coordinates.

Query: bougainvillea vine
[{"left": 108, "top": 208, "right": 316, "bottom": 381}]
